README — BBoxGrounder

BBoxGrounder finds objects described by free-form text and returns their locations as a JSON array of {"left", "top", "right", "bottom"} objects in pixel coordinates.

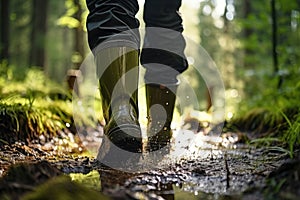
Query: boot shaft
[
  {"left": 95, "top": 47, "right": 139, "bottom": 122},
  {"left": 94, "top": 47, "right": 142, "bottom": 154},
  {"left": 146, "top": 83, "right": 178, "bottom": 130}
]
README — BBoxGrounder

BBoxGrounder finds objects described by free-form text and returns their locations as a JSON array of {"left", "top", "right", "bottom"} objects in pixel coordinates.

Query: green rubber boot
[
  {"left": 146, "top": 83, "right": 178, "bottom": 152},
  {"left": 95, "top": 47, "right": 142, "bottom": 154}
]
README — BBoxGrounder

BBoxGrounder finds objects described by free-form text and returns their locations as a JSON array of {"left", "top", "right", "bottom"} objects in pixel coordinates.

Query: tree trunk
[
  {"left": 73, "top": 0, "right": 85, "bottom": 69},
  {"left": 29, "top": 0, "right": 49, "bottom": 69},
  {"left": 243, "top": 0, "right": 253, "bottom": 69},
  {"left": 0, "top": 0, "right": 10, "bottom": 63},
  {"left": 271, "top": 0, "right": 282, "bottom": 88},
  {"left": 67, "top": 0, "right": 85, "bottom": 97}
]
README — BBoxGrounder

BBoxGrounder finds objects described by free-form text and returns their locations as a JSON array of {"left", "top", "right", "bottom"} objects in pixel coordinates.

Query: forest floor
[{"left": 0, "top": 126, "right": 300, "bottom": 200}]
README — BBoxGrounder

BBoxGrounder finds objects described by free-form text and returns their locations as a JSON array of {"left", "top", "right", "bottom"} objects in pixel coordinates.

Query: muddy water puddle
[
  {"left": 0, "top": 129, "right": 291, "bottom": 199},
  {"left": 65, "top": 129, "right": 287, "bottom": 199},
  {"left": 66, "top": 147, "right": 286, "bottom": 199}
]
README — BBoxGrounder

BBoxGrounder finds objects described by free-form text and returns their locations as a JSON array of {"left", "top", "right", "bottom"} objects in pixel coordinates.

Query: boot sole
[{"left": 106, "top": 124, "right": 142, "bottom": 153}]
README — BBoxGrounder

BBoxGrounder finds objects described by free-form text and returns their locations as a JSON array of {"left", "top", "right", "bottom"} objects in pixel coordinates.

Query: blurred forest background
[
  {"left": 0, "top": 0, "right": 88, "bottom": 82},
  {"left": 0, "top": 0, "right": 299, "bottom": 104},
  {"left": 0, "top": 0, "right": 299, "bottom": 152}
]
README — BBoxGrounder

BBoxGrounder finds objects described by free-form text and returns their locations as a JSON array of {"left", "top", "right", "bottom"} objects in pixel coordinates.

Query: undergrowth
[
  {"left": 0, "top": 68, "right": 101, "bottom": 146},
  {"left": 231, "top": 78, "right": 300, "bottom": 157},
  {"left": 0, "top": 102, "right": 68, "bottom": 145}
]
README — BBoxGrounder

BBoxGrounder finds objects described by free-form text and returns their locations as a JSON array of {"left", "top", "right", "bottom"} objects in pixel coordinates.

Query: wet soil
[{"left": 0, "top": 128, "right": 299, "bottom": 200}]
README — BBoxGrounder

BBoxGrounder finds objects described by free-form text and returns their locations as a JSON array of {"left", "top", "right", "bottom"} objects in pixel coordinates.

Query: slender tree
[
  {"left": 242, "top": 0, "right": 253, "bottom": 69},
  {"left": 0, "top": 0, "right": 10, "bottom": 63},
  {"left": 29, "top": 0, "right": 49, "bottom": 69},
  {"left": 271, "top": 0, "right": 281, "bottom": 88},
  {"left": 73, "top": 0, "right": 85, "bottom": 69}
]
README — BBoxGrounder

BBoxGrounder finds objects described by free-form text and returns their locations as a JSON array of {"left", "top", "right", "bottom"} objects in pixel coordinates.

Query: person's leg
[
  {"left": 142, "top": 0, "right": 187, "bottom": 84},
  {"left": 86, "top": 0, "right": 140, "bottom": 50},
  {"left": 142, "top": 0, "right": 188, "bottom": 151},
  {"left": 86, "top": 0, "right": 142, "bottom": 155}
]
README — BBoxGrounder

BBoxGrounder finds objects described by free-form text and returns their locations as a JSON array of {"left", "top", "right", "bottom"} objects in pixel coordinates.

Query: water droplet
[{"left": 166, "top": 102, "right": 169, "bottom": 105}]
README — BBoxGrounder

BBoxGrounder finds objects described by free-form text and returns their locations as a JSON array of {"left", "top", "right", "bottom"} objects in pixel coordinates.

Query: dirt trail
[{"left": 0, "top": 128, "right": 299, "bottom": 199}]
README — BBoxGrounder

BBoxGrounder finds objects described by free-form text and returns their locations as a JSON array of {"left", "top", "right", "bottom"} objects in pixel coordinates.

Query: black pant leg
[
  {"left": 86, "top": 0, "right": 140, "bottom": 51},
  {"left": 141, "top": 0, "right": 188, "bottom": 85}
]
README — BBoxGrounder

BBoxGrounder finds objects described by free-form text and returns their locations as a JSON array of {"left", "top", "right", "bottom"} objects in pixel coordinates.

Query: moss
[
  {"left": 22, "top": 176, "right": 110, "bottom": 200},
  {"left": 231, "top": 107, "right": 285, "bottom": 134},
  {"left": 230, "top": 85, "right": 300, "bottom": 157},
  {"left": 0, "top": 68, "right": 74, "bottom": 145},
  {"left": 0, "top": 68, "right": 103, "bottom": 145},
  {"left": 0, "top": 102, "right": 69, "bottom": 145}
]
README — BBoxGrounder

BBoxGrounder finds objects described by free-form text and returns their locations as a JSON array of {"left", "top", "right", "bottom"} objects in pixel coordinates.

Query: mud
[{"left": 0, "top": 128, "right": 299, "bottom": 200}]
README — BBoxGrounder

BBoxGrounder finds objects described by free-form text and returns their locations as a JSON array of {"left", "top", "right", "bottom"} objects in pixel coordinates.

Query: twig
[{"left": 224, "top": 151, "right": 230, "bottom": 189}]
